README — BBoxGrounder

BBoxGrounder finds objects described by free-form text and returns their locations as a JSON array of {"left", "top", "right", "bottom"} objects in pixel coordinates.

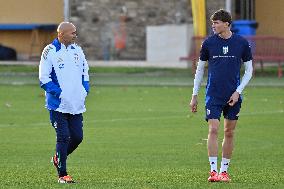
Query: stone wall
[{"left": 70, "top": 0, "right": 225, "bottom": 60}]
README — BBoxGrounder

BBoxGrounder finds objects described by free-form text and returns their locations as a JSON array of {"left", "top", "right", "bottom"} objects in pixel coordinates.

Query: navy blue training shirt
[{"left": 200, "top": 33, "right": 252, "bottom": 105}]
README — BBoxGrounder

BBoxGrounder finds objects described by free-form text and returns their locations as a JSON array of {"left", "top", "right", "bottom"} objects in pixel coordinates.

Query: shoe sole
[
  {"left": 208, "top": 179, "right": 220, "bottom": 182},
  {"left": 208, "top": 177, "right": 220, "bottom": 182},
  {"left": 219, "top": 179, "right": 231, "bottom": 182},
  {"left": 58, "top": 179, "right": 75, "bottom": 184}
]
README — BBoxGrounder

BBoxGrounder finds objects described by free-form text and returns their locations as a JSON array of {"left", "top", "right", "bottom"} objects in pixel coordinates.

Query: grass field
[{"left": 0, "top": 82, "right": 284, "bottom": 188}]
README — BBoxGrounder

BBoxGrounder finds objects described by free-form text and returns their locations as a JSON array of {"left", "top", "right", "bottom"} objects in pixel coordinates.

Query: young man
[
  {"left": 189, "top": 9, "right": 253, "bottom": 182},
  {"left": 39, "top": 22, "right": 90, "bottom": 183}
]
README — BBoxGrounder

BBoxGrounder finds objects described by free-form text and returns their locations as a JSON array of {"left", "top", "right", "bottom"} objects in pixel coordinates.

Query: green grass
[
  {"left": 0, "top": 64, "right": 283, "bottom": 76},
  {"left": 1, "top": 64, "right": 284, "bottom": 90},
  {"left": 0, "top": 85, "right": 283, "bottom": 188}
]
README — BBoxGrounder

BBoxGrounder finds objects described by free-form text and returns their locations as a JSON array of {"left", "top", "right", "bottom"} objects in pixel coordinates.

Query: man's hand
[
  {"left": 190, "top": 95, "right": 198, "bottom": 113},
  {"left": 227, "top": 91, "right": 240, "bottom": 106}
]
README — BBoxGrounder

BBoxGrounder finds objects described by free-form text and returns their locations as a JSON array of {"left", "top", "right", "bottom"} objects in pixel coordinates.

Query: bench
[
  {"left": 180, "top": 35, "right": 284, "bottom": 78},
  {"left": 0, "top": 24, "right": 57, "bottom": 59}
]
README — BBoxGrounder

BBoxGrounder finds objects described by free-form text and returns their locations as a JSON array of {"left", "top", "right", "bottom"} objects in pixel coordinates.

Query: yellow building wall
[
  {"left": 0, "top": 0, "right": 64, "bottom": 60},
  {"left": 0, "top": 0, "right": 63, "bottom": 23},
  {"left": 256, "top": 0, "right": 284, "bottom": 36}
]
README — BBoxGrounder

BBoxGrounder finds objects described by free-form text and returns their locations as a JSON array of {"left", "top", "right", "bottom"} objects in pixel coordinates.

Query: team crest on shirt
[{"left": 223, "top": 46, "right": 229, "bottom": 54}]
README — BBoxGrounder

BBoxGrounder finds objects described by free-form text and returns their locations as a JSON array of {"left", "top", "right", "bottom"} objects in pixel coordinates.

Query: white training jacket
[{"left": 39, "top": 38, "right": 90, "bottom": 115}]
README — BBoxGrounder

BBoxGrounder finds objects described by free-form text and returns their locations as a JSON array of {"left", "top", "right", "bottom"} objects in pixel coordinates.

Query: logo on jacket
[
  {"left": 223, "top": 46, "right": 229, "bottom": 54},
  {"left": 59, "top": 63, "right": 64, "bottom": 69}
]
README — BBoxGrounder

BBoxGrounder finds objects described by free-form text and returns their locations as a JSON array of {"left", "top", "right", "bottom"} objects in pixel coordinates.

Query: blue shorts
[{"left": 205, "top": 101, "right": 241, "bottom": 121}]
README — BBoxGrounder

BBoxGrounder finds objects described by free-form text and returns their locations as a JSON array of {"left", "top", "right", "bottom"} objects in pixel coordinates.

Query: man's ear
[
  {"left": 225, "top": 22, "right": 230, "bottom": 28},
  {"left": 58, "top": 32, "right": 64, "bottom": 38}
]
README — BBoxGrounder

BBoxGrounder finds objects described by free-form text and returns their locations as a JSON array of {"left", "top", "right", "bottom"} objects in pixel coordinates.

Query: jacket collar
[{"left": 52, "top": 38, "right": 75, "bottom": 52}]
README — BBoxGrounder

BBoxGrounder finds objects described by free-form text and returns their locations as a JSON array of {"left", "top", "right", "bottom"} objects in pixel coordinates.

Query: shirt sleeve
[
  {"left": 236, "top": 60, "right": 253, "bottom": 94},
  {"left": 199, "top": 39, "right": 209, "bottom": 61},
  {"left": 39, "top": 45, "right": 62, "bottom": 97},
  {"left": 192, "top": 60, "right": 206, "bottom": 95}
]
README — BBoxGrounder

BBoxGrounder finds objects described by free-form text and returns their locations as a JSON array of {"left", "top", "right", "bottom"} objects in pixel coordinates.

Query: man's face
[
  {"left": 211, "top": 20, "right": 229, "bottom": 34},
  {"left": 61, "top": 26, "right": 77, "bottom": 44}
]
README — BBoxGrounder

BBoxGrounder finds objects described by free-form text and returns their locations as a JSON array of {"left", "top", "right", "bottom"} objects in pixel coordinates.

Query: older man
[{"left": 39, "top": 22, "right": 89, "bottom": 183}]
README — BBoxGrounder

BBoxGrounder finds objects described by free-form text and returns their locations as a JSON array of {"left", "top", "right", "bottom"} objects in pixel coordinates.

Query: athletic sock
[
  {"left": 209, "top": 156, "right": 218, "bottom": 172},
  {"left": 220, "top": 157, "right": 230, "bottom": 173}
]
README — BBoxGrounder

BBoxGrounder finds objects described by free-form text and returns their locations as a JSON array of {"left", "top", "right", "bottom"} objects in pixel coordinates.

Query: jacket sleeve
[
  {"left": 39, "top": 45, "right": 62, "bottom": 98},
  {"left": 79, "top": 47, "right": 90, "bottom": 93}
]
